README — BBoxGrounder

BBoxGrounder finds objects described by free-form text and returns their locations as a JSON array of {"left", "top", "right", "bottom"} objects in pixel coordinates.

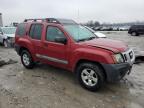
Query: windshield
[
  {"left": 85, "top": 26, "right": 95, "bottom": 33},
  {"left": 2, "top": 27, "right": 16, "bottom": 34},
  {"left": 64, "top": 25, "right": 95, "bottom": 42}
]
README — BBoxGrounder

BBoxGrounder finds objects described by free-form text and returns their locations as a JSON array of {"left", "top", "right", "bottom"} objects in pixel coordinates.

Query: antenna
[
  {"left": 77, "top": 8, "right": 80, "bottom": 40},
  {"left": 77, "top": 8, "right": 80, "bottom": 23}
]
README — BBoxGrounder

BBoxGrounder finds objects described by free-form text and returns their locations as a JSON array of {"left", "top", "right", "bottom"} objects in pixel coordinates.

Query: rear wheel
[
  {"left": 131, "top": 32, "right": 138, "bottom": 36},
  {"left": 76, "top": 63, "right": 104, "bottom": 91},
  {"left": 21, "top": 50, "right": 34, "bottom": 69}
]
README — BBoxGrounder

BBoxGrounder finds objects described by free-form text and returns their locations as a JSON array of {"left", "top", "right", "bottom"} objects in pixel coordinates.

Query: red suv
[{"left": 15, "top": 18, "right": 135, "bottom": 91}]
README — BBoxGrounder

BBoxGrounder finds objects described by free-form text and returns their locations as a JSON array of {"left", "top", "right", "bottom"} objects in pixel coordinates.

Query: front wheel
[
  {"left": 76, "top": 63, "right": 105, "bottom": 91},
  {"left": 21, "top": 50, "right": 34, "bottom": 69}
]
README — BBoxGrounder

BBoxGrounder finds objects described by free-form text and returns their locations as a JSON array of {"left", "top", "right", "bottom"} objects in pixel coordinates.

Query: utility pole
[{"left": 0, "top": 13, "right": 3, "bottom": 27}]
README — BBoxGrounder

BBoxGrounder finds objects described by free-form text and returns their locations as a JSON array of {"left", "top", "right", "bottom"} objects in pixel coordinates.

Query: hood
[
  {"left": 4, "top": 34, "right": 15, "bottom": 38},
  {"left": 80, "top": 38, "right": 128, "bottom": 53}
]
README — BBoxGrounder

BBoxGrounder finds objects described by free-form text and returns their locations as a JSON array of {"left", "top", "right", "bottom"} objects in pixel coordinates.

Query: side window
[
  {"left": 46, "top": 26, "right": 65, "bottom": 42},
  {"left": 29, "top": 24, "right": 42, "bottom": 40},
  {"left": 16, "top": 23, "right": 26, "bottom": 36}
]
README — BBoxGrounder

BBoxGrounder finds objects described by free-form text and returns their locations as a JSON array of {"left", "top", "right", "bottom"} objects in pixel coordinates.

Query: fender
[
  {"left": 69, "top": 47, "right": 114, "bottom": 72},
  {"left": 17, "top": 37, "right": 37, "bottom": 60}
]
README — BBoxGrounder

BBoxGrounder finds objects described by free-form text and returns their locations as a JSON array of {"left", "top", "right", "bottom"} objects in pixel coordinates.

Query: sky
[{"left": 0, "top": 0, "right": 144, "bottom": 25}]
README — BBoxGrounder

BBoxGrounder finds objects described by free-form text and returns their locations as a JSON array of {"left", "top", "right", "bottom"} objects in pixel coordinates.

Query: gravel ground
[{"left": 0, "top": 31, "right": 144, "bottom": 108}]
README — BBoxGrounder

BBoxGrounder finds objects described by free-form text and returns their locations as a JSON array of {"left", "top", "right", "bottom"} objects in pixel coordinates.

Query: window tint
[
  {"left": 64, "top": 25, "right": 95, "bottom": 41},
  {"left": 16, "top": 23, "right": 25, "bottom": 36},
  {"left": 46, "top": 26, "right": 65, "bottom": 42},
  {"left": 29, "top": 25, "right": 35, "bottom": 37},
  {"left": 30, "top": 24, "right": 42, "bottom": 40}
]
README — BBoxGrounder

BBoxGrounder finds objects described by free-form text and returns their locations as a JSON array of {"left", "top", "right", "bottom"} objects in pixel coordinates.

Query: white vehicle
[
  {"left": 85, "top": 26, "right": 107, "bottom": 38},
  {"left": 0, "top": 27, "right": 16, "bottom": 47}
]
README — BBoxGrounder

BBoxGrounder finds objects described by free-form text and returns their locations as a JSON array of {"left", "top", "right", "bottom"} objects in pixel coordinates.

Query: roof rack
[
  {"left": 24, "top": 18, "right": 77, "bottom": 25},
  {"left": 24, "top": 18, "right": 60, "bottom": 24}
]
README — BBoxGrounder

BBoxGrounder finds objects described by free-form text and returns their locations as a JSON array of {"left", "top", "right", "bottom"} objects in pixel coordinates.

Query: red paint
[{"left": 15, "top": 21, "right": 128, "bottom": 72}]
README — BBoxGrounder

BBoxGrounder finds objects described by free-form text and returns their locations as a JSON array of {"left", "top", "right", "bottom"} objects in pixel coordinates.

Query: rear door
[
  {"left": 138, "top": 25, "right": 144, "bottom": 34},
  {"left": 29, "top": 24, "right": 43, "bottom": 55}
]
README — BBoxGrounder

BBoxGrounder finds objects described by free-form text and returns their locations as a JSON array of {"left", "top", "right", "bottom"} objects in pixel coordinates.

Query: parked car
[
  {"left": 93, "top": 26, "right": 102, "bottom": 31},
  {"left": 0, "top": 27, "right": 16, "bottom": 47},
  {"left": 128, "top": 25, "right": 144, "bottom": 36},
  {"left": 119, "top": 26, "right": 130, "bottom": 31},
  {"left": 85, "top": 26, "right": 107, "bottom": 38},
  {"left": 112, "top": 27, "right": 119, "bottom": 31},
  {"left": 15, "top": 18, "right": 135, "bottom": 91},
  {"left": 100, "top": 26, "right": 113, "bottom": 31}
]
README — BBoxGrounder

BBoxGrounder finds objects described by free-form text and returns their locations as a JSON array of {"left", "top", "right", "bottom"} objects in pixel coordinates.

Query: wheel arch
[
  {"left": 74, "top": 59, "right": 107, "bottom": 80},
  {"left": 19, "top": 46, "right": 30, "bottom": 55}
]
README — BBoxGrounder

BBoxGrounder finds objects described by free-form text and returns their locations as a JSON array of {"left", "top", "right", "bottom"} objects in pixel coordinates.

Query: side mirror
[{"left": 55, "top": 37, "right": 67, "bottom": 44}]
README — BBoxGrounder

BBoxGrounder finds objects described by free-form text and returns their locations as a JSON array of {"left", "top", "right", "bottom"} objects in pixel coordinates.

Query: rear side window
[
  {"left": 29, "top": 24, "right": 42, "bottom": 40},
  {"left": 16, "top": 23, "right": 26, "bottom": 36}
]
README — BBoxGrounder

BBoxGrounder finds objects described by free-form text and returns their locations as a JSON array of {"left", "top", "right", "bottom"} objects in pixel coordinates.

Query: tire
[
  {"left": 21, "top": 50, "right": 34, "bottom": 69},
  {"left": 76, "top": 63, "right": 104, "bottom": 91},
  {"left": 3, "top": 39, "right": 8, "bottom": 48},
  {"left": 131, "top": 32, "right": 138, "bottom": 36}
]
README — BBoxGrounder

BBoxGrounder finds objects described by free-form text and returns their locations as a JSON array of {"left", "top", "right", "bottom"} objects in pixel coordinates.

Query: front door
[{"left": 40, "top": 25, "right": 69, "bottom": 68}]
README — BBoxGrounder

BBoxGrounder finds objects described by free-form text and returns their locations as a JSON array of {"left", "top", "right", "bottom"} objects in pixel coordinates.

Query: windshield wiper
[
  {"left": 87, "top": 37, "right": 96, "bottom": 40},
  {"left": 77, "top": 38, "right": 87, "bottom": 42}
]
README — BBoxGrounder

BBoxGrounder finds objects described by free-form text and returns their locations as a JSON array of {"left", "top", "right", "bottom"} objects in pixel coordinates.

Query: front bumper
[{"left": 101, "top": 63, "right": 132, "bottom": 82}]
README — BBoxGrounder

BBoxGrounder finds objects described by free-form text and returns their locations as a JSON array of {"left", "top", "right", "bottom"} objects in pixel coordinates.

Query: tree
[
  {"left": 94, "top": 21, "right": 100, "bottom": 27},
  {"left": 85, "top": 20, "right": 100, "bottom": 27}
]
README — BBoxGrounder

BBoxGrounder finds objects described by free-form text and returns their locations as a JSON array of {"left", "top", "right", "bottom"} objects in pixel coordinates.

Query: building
[{"left": 0, "top": 13, "right": 3, "bottom": 27}]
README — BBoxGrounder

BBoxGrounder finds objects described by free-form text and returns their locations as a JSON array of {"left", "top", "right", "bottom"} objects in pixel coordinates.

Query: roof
[{"left": 24, "top": 18, "right": 77, "bottom": 25}]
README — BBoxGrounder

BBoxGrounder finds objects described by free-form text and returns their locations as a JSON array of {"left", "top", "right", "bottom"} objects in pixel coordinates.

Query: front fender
[{"left": 69, "top": 48, "right": 114, "bottom": 71}]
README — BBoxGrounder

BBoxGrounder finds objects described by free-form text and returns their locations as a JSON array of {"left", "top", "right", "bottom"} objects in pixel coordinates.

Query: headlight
[{"left": 113, "top": 53, "right": 124, "bottom": 63}]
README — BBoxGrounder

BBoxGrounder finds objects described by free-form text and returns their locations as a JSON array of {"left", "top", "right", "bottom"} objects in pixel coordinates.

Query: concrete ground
[{"left": 0, "top": 31, "right": 144, "bottom": 108}]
